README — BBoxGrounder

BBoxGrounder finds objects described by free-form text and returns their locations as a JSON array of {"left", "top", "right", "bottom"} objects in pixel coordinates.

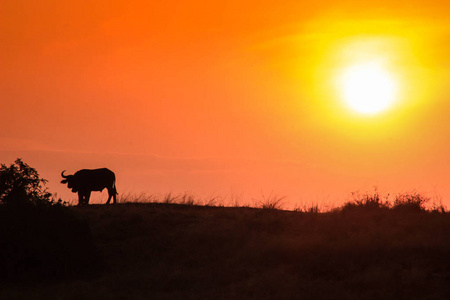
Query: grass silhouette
[{"left": 2, "top": 192, "right": 450, "bottom": 299}]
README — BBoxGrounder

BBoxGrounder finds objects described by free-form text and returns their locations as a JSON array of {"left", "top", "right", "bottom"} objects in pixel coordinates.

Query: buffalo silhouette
[{"left": 61, "top": 168, "right": 117, "bottom": 205}]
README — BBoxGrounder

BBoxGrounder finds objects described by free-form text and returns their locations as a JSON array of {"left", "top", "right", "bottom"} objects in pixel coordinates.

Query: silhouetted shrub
[
  {"left": 0, "top": 158, "right": 61, "bottom": 207},
  {"left": 0, "top": 159, "right": 103, "bottom": 282},
  {"left": 341, "top": 191, "right": 390, "bottom": 212},
  {"left": 392, "top": 193, "right": 428, "bottom": 212}
]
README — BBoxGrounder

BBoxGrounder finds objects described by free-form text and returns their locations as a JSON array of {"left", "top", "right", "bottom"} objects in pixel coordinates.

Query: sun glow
[{"left": 338, "top": 62, "right": 397, "bottom": 114}]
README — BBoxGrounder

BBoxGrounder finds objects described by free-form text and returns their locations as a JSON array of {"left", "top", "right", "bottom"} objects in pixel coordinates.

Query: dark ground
[{"left": 2, "top": 202, "right": 450, "bottom": 299}]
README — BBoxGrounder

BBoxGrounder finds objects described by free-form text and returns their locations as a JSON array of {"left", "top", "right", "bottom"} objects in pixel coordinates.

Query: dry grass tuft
[{"left": 257, "top": 193, "right": 286, "bottom": 210}]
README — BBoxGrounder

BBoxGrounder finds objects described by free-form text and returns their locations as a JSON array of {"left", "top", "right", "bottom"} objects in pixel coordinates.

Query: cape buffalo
[{"left": 61, "top": 168, "right": 117, "bottom": 205}]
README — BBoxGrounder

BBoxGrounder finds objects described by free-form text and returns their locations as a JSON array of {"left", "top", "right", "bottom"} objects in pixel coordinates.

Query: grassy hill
[{"left": 3, "top": 200, "right": 450, "bottom": 299}]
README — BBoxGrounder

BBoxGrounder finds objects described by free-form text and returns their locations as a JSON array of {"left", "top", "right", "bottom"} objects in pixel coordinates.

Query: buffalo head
[{"left": 61, "top": 170, "right": 78, "bottom": 192}]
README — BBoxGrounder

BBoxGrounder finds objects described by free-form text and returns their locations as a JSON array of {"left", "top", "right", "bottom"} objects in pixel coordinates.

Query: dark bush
[
  {"left": 392, "top": 193, "right": 428, "bottom": 212},
  {"left": 341, "top": 191, "right": 390, "bottom": 212},
  {"left": 0, "top": 159, "right": 103, "bottom": 282},
  {"left": 0, "top": 158, "right": 56, "bottom": 207}
]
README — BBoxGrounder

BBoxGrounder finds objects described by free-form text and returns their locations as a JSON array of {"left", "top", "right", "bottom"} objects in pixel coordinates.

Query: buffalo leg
[
  {"left": 106, "top": 189, "right": 113, "bottom": 204},
  {"left": 78, "top": 191, "right": 90, "bottom": 205},
  {"left": 85, "top": 191, "right": 91, "bottom": 205},
  {"left": 77, "top": 192, "right": 84, "bottom": 205},
  {"left": 106, "top": 186, "right": 117, "bottom": 204}
]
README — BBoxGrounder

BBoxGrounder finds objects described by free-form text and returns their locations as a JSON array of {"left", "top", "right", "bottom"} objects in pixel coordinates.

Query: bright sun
[{"left": 338, "top": 62, "right": 397, "bottom": 115}]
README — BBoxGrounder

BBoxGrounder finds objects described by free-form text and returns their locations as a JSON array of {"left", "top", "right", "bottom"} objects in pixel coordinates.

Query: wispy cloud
[{"left": 0, "top": 138, "right": 59, "bottom": 152}]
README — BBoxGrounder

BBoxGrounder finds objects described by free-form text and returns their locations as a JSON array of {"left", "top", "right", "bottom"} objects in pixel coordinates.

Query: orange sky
[{"left": 2, "top": 0, "right": 450, "bottom": 207}]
